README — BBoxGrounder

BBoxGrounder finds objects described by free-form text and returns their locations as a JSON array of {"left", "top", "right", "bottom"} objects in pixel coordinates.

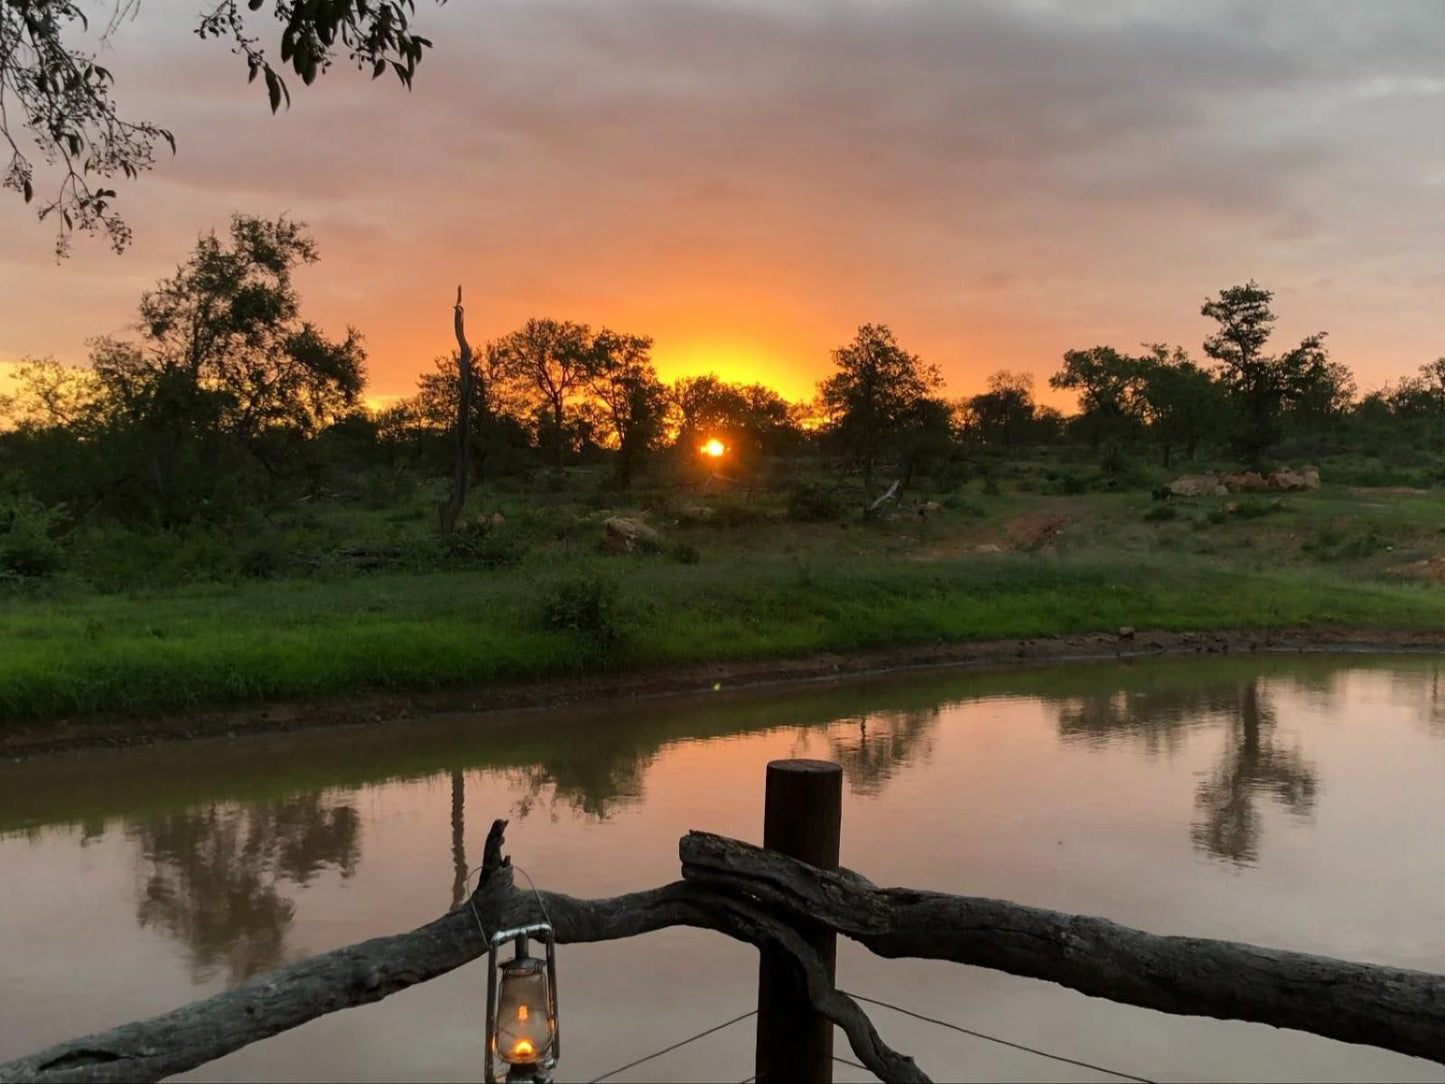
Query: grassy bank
[
  {"left": 7, "top": 465, "right": 1445, "bottom": 726},
  {"left": 5, "top": 524, "right": 1445, "bottom": 724}
]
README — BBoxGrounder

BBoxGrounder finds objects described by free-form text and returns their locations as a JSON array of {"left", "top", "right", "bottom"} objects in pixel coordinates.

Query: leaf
[
  {"left": 22, "top": 178, "right": 33, "bottom": 204},
  {"left": 265, "top": 69, "right": 284, "bottom": 113},
  {"left": 372, "top": 59, "right": 386, "bottom": 79}
]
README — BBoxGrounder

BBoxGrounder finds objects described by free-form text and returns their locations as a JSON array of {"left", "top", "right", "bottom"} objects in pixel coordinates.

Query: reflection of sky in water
[{"left": 3, "top": 656, "right": 1445, "bottom": 1082}]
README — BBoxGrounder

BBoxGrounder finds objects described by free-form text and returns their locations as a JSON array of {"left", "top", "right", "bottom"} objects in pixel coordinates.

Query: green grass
[{"left": 5, "top": 540, "right": 1445, "bottom": 726}]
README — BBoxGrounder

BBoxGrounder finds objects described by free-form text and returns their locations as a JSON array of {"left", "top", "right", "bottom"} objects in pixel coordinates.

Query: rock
[
  {"left": 601, "top": 516, "right": 660, "bottom": 554},
  {"left": 1302, "top": 465, "right": 1321, "bottom": 490},
  {"left": 1169, "top": 473, "right": 1220, "bottom": 497},
  {"left": 971, "top": 543, "right": 1005, "bottom": 554},
  {"left": 1118, "top": 626, "right": 1136, "bottom": 639},
  {"left": 918, "top": 500, "right": 943, "bottom": 516},
  {"left": 490, "top": 512, "right": 505, "bottom": 528},
  {"left": 1269, "top": 469, "right": 1309, "bottom": 491},
  {"left": 1223, "top": 471, "right": 1270, "bottom": 493},
  {"left": 1224, "top": 502, "right": 1238, "bottom": 514}
]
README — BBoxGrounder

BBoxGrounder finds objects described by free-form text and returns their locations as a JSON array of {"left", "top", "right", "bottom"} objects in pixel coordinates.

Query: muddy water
[{"left": 4, "top": 655, "right": 1445, "bottom": 1082}]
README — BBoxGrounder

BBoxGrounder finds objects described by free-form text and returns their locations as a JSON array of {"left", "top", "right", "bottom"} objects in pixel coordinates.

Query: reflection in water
[
  {"left": 450, "top": 770, "right": 467, "bottom": 909},
  {"left": 820, "top": 706, "right": 941, "bottom": 796},
  {"left": 1190, "top": 682, "right": 1317, "bottom": 864},
  {"left": 1057, "top": 679, "right": 1318, "bottom": 864},
  {"left": 127, "top": 794, "right": 360, "bottom": 983}
]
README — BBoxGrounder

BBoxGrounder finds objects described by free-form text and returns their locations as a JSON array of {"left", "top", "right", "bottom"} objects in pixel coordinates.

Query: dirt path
[{"left": 7, "top": 626, "right": 1445, "bottom": 760}]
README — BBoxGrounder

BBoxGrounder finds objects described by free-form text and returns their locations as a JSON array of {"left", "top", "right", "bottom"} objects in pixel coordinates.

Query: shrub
[
  {"left": 1233, "top": 498, "right": 1284, "bottom": 520},
  {"left": 239, "top": 532, "right": 290, "bottom": 579},
  {"left": 0, "top": 496, "right": 65, "bottom": 578},
  {"left": 670, "top": 541, "right": 702, "bottom": 565},
  {"left": 787, "top": 481, "right": 848, "bottom": 522},
  {"left": 1142, "top": 504, "right": 1178, "bottom": 523},
  {"left": 540, "top": 572, "right": 628, "bottom": 648},
  {"left": 443, "top": 523, "right": 529, "bottom": 569}
]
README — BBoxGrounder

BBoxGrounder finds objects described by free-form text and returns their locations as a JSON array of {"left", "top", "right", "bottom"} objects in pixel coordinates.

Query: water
[{"left": 3, "top": 654, "right": 1445, "bottom": 1082}]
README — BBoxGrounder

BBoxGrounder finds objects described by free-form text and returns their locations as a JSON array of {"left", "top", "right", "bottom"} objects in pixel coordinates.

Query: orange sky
[{"left": 2, "top": 2, "right": 1443, "bottom": 409}]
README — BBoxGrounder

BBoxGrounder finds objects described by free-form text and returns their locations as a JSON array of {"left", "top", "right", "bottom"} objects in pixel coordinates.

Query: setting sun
[{"left": 701, "top": 438, "right": 726, "bottom": 458}]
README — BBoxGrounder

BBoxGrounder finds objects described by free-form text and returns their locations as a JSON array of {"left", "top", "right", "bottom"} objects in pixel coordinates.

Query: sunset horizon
[{"left": 4, "top": 1, "right": 1443, "bottom": 409}]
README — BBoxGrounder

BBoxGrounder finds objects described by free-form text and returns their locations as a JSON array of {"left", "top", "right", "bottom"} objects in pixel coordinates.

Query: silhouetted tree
[
  {"left": 961, "top": 370, "right": 1036, "bottom": 450},
  {"left": 495, "top": 319, "right": 594, "bottom": 471},
  {"left": 1049, "top": 346, "right": 1147, "bottom": 452},
  {"left": 1137, "top": 345, "right": 1226, "bottom": 467},
  {"left": 818, "top": 324, "right": 942, "bottom": 501},
  {"left": 1201, "top": 281, "right": 1329, "bottom": 467},
  {"left": 85, "top": 215, "right": 364, "bottom": 520},
  {"left": 587, "top": 331, "right": 665, "bottom": 488}
]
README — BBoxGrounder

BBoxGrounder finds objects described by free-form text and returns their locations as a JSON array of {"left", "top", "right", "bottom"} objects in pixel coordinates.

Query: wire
[
  {"left": 587, "top": 1009, "right": 758, "bottom": 1083},
  {"left": 835, "top": 1055, "right": 867, "bottom": 1070},
  {"left": 841, "top": 991, "right": 1155, "bottom": 1084},
  {"left": 512, "top": 863, "right": 555, "bottom": 930}
]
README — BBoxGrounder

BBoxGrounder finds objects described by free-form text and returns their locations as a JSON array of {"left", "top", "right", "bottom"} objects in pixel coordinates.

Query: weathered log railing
[{"left": 5, "top": 820, "right": 1445, "bottom": 1083}]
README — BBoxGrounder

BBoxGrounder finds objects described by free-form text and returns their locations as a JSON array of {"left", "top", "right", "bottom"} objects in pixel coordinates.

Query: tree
[
  {"left": 962, "top": 370, "right": 1036, "bottom": 451},
  {"left": 3, "top": 1, "right": 443, "bottom": 255},
  {"left": 87, "top": 214, "right": 365, "bottom": 518},
  {"left": 670, "top": 374, "right": 801, "bottom": 468},
  {"left": 437, "top": 287, "right": 473, "bottom": 536},
  {"left": 1200, "top": 281, "right": 1328, "bottom": 467},
  {"left": 494, "top": 319, "right": 594, "bottom": 471},
  {"left": 413, "top": 343, "right": 528, "bottom": 482},
  {"left": 588, "top": 330, "right": 665, "bottom": 488},
  {"left": 817, "top": 324, "right": 941, "bottom": 501},
  {"left": 1136, "top": 344, "right": 1226, "bottom": 468},
  {"left": 1049, "top": 346, "right": 1147, "bottom": 452}
]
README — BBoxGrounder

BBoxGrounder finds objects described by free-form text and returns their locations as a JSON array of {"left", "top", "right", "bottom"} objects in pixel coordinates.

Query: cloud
[{"left": 3, "top": 0, "right": 1445, "bottom": 401}]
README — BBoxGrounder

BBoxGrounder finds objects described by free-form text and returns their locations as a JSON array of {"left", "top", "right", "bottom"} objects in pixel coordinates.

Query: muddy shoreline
[{"left": 7, "top": 625, "right": 1445, "bottom": 760}]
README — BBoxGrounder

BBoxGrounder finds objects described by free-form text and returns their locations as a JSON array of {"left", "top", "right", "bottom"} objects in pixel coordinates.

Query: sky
[{"left": 2, "top": 0, "right": 1444, "bottom": 407}]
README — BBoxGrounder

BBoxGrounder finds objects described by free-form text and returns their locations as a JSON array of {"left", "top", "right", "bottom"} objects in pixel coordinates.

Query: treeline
[{"left": 4, "top": 215, "right": 1445, "bottom": 549}]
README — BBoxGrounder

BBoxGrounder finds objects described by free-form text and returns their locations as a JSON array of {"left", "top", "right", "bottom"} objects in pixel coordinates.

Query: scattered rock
[
  {"left": 1269, "top": 468, "right": 1309, "bottom": 491},
  {"left": 918, "top": 500, "right": 943, "bottom": 517},
  {"left": 1224, "top": 502, "right": 1239, "bottom": 514},
  {"left": 490, "top": 512, "right": 505, "bottom": 528},
  {"left": 971, "top": 543, "right": 1005, "bottom": 555},
  {"left": 1170, "top": 473, "right": 1227, "bottom": 497},
  {"left": 1302, "top": 466, "right": 1321, "bottom": 490},
  {"left": 601, "top": 516, "right": 660, "bottom": 555},
  {"left": 1118, "top": 626, "right": 1136, "bottom": 639},
  {"left": 1222, "top": 471, "right": 1270, "bottom": 493}
]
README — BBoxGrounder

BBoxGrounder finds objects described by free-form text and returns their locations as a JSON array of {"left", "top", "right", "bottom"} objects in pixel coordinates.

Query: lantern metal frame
[{"left": 484, "top": 922, "right": 559, "bottom": 1084}]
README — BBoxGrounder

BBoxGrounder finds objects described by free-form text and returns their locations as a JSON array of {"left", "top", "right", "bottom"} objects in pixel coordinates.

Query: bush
[
  {"left": 239, "top": 531, "right": 290, "bottom": 579},
  {"left": 0, "top": 496, "right": 65, "bottom": 578},
  {"left": 787, "top": 481, "right": 848, "bottom": 522},
  {"left": 540, "top": 571, "right": 628, "bottom": 647},
  {"left": 1142, "top": 504, "right": 1178, "bottom": 523},
  {"left": 670, "top": 541, "right": 702, "bottom": 565},
  {"left": 1303, "top": 522, "right": 1390, "bottom": 562},
  {"left": 443, "top": 522, "right": 529, "bottom": 569},
  {"left": 1233, "top": 498, "right": 1284, "bottom": 520}
]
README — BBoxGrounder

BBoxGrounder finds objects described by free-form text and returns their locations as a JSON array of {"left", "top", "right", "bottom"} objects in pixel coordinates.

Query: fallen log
[
  {"left": 0, "top": 823, "right": 920, "bottom": 1084},
  {"left": 681, "top": 831, "right": 1445, "bottom": 1066}
]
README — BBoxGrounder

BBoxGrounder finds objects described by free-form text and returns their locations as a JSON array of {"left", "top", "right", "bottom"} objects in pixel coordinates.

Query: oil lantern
[{"left": 485, "top": 923, "right": 559, "bottom": 1083}]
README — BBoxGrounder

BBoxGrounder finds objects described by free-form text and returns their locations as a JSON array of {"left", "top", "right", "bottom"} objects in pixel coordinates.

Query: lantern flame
[{"left": 511, "top": 1039, "right": 536, "bottom": 1059}]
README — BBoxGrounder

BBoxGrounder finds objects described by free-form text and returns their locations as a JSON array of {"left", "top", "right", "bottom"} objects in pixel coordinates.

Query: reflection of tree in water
[
  {"left": 502, "top": 703, "right": 941, "bottom": 822},
  {"left": 1191, "top": 682, "right": 1317, "bottom": 865},
  {"left": 127, "top": 793, "right": 360, "bottom": 984},
  {"left": 1057, "top": 685, "right": 1245, "bottom": 756},
  {"left": 1057, "top": 679, "right": 1317, "bottom": 865},
  {"left": 821, "top": 706, "right": 941, "bottom": 796},
  {"left": 505, "top": 746, "right": 648, "bottom": 822}
]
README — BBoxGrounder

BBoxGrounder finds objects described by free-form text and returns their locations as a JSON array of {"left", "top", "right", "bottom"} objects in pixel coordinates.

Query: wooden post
[{"left": 755, "top": 759, "right": 842, "bottom": 1084}]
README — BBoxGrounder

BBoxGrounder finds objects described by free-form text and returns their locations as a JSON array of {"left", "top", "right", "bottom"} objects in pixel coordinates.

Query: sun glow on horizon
[{"left": 701, "top": 438, "right": 726, "bottom": 458}]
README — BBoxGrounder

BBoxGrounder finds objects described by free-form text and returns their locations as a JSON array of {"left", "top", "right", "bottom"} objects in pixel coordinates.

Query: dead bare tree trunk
[{"left": 437, "top": 286, "right": 474, "bottom": 536}]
